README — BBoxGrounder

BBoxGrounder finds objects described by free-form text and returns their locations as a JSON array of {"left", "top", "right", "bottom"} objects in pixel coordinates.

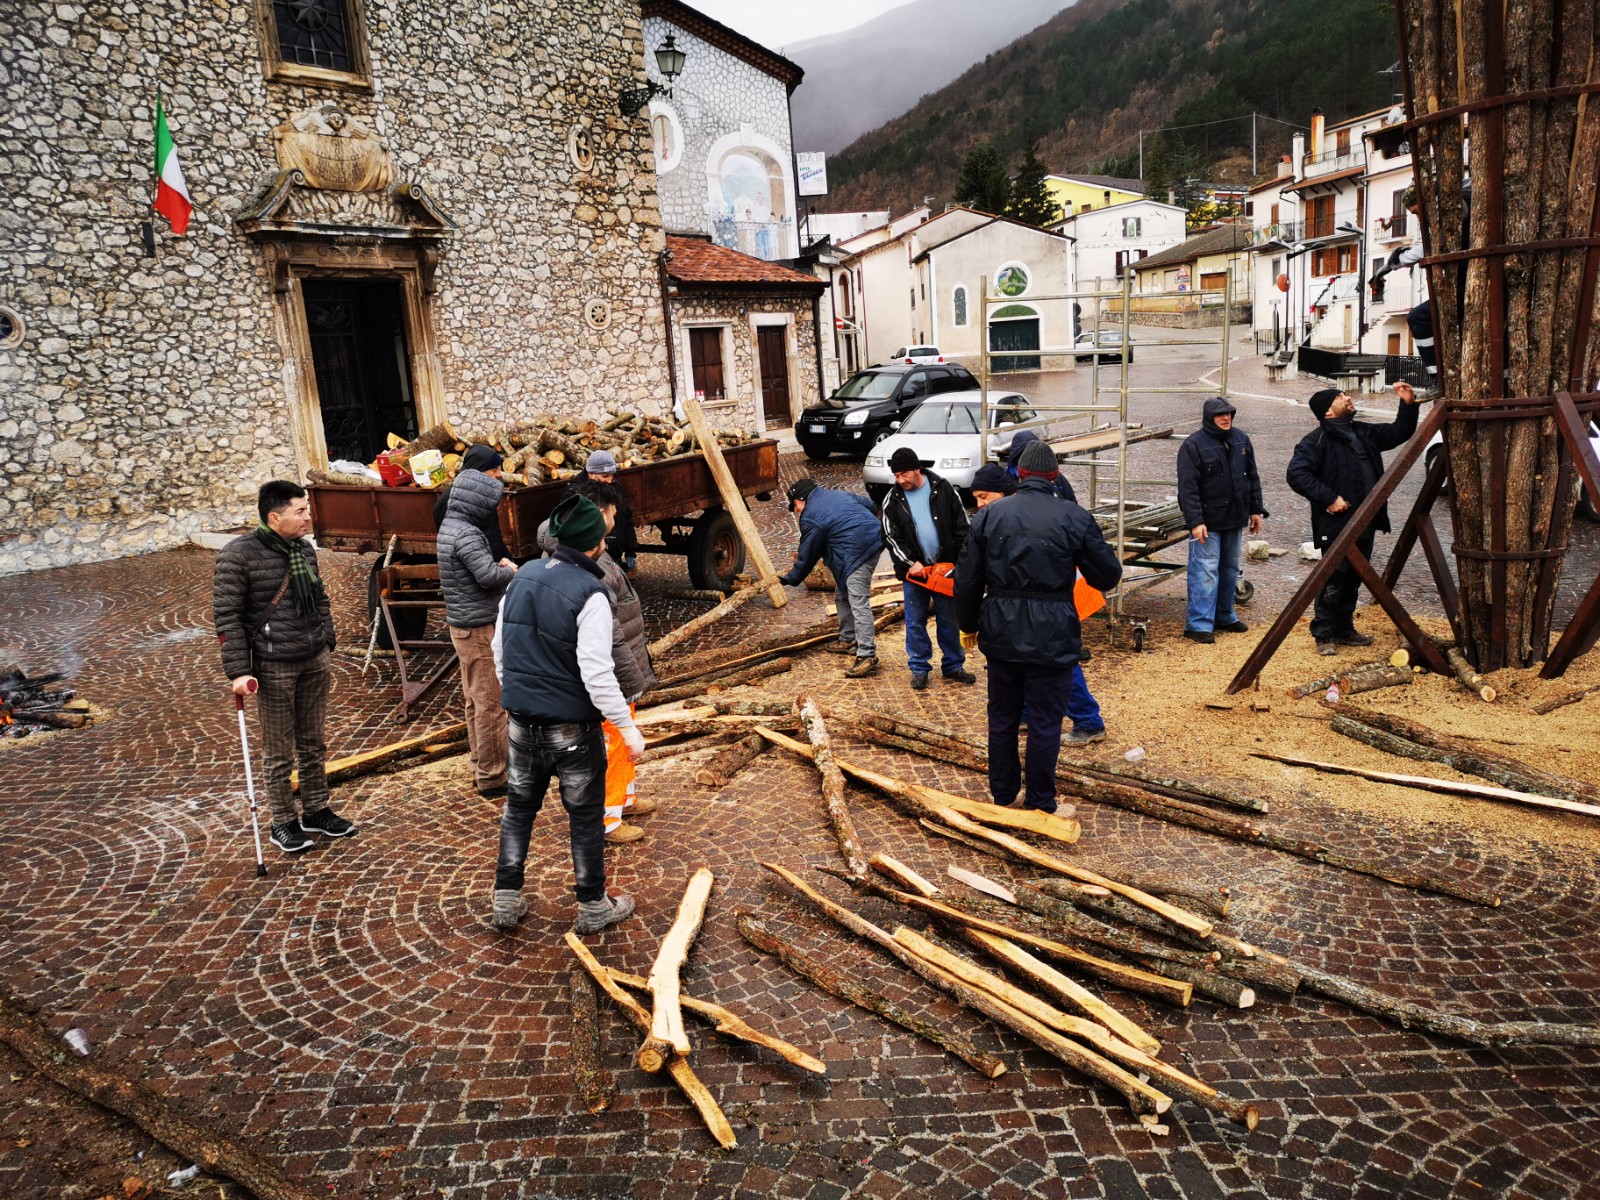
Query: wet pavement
[{"left": 1, "top": 337, "right": 1598, "bottom": 1199}]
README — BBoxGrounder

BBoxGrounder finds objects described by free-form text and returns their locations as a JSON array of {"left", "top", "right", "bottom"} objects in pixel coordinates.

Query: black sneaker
[
  {"left": 1332, "top": 631, "right": 1375, "bottom": 647},
  {"left": 300, "top": 808, "right": 356, "bottom": 838},
  {"left": 1183, "top": 629, "right": 1215, "bottom": 644},
  {"left": 943, "top": 669, "right": 977, "bottom": 684},
  {"left": 1216, "top": 620, "right": 1250, "bottom": 633},
  {"left": 270, "top": 822, "right": 314, "bottom": 853}
]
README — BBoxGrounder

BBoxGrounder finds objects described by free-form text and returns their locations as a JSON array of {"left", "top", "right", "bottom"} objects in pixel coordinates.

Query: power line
[{"left": 1073, "top": 112, "right": 1311, "bottom": 174}]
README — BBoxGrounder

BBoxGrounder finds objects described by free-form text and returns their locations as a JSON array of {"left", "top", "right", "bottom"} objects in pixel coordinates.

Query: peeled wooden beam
[
  {"left": 639, "top": 868, "right": 716, "bottom": 1073},
  {"left": 637, "top": 657, "right": 793, "bottom": 707},
  {"left": 1444, "top": 646, "right": 1497, "bottom": 702},
  {"left": 0, "top": 992, "right": 319, "bottom": 1200},
  {"left": 1008, "top": 882, "right": 1221, "bottom": 968},
  {"left": 609, "top": 970, "right": 824, "bottom": 1073},
  {"left": 648, "top": 581, "right": 778, "bottom": 659},
  {"left": 1336, "top": 705, "right": 1600, "bottom": 804},
  {"left": 567, "top": 967, "right": 616, "bottom": 1114},
  {"left": 1252, "top": 750, "right": 1600, "bottom": 820},
  {"left": 637, "top": 729, "right": 746, "bottom": 766},
  {"left": 736, "top": 912, "right": 1007, "bottom": 1079},
  {"left": 681, "top": 397, "right": 786, "bottom": 609},
  {"left": 796, "top": 696, "right": 869, "bottom": 878},
  {"left": 694, "top": 733, "right": 770, "bottom": 788},
  {"left": 895, "top": 929, "right": 1258, "bottom": 1131},
  {"left": 759, "top": 863, "right": 1170, "bottom": 1114},
  {"left": 563, "top": 934, "right": 736, "bottom": 1149},
  {"left": 294, "top": 722, "right": 467, "bottom": 791}
]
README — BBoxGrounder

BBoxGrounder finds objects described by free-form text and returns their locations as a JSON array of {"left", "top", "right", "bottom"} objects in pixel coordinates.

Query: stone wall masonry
[
  {"left": 0, "top": 0, "right": 673, "bottom": 575},
  {"left": 671, "top": 290, "right": 821, "bottom": 430}
]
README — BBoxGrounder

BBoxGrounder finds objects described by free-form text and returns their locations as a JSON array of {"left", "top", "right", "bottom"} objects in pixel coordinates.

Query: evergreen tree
[
  {"left": 954, "top": 143, "right": 1011, "bottom": 214},
  {"left": 1006, "top": 142, "right": 1061, "bottom": 227}
]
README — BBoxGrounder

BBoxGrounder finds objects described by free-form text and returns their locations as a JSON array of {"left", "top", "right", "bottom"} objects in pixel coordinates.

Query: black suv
[{"left": 797, "top": 362, "right": 978, "bottom": 460}]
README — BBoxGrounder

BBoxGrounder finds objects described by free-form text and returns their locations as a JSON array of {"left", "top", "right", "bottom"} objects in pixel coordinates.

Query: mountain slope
[
  {"left": 788, "top": 0, "right": 1073, "bottom": 155},
  {"left": 826, "top": 0, "right": 1399, "bottom": 211}
]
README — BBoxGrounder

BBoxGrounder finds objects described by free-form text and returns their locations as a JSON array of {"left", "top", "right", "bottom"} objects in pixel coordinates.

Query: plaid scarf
[{"left": 254, "top": 523, "right": 321, "bottom": 617}]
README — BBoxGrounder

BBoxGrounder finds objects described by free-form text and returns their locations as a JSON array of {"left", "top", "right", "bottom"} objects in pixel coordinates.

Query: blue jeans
[
  {"left": 1185, "top": 526, "right": 1243, "bottom": 634},
  {"left": 903, "top": 580, "right": 965, "bottom": 677},
  {"left": 496, "top": 718, "right": 608, "bottom": 902},
  {"left": 1020, "top": 663, "right": 1102, "bottom": 735}
]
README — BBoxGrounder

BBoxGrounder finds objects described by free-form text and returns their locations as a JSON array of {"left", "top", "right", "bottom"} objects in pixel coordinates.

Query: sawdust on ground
[{"left": 1075, "top": 610, "right": 1600, "bottom": 858}]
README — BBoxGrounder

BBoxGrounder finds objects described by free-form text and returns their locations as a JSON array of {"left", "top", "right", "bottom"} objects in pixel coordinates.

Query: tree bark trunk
[
  {"left": 796, "top": 696, "right": 870, "bottom": 878},
  {"left": 636, "top": 657, "right": 793, "bottom": 707},
  {"left": 566, "top": 968, "right": 616, "bottom": 1114},
  {"left": 694, "top": 733, "right": 770, "bottom": 788}
]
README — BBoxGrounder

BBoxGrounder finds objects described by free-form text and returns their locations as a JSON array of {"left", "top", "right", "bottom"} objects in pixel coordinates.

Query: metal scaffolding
[{"left": 976, "top": 269, "right": 1236, "bottom": 617}]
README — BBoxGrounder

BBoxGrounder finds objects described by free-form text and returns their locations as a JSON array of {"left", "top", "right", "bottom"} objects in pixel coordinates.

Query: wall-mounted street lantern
[{"left": 619, "top": 33, "right": 686, "bottom": 114}]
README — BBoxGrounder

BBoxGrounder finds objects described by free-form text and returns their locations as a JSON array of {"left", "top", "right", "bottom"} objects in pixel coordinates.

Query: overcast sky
[{"left": 687, "top": 0, "right": 914, "bottom": 52}]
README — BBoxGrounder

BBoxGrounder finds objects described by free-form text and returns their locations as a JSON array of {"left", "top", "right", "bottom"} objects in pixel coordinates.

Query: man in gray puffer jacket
[
  {"left": 214, "top": 480, "right": 354, "bottom": 854},
  {"left": 439, "top": 459, "right": 518, "bottom": 797}
]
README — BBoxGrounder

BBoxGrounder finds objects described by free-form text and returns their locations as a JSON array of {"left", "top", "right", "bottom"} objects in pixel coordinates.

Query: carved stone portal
[{"left": 273, "top": 102, "right": 394, "bottom": 192}]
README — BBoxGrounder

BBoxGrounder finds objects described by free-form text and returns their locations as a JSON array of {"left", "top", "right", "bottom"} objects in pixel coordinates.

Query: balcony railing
[
  {"left": 1304, "top": 149, "right": 1367, "bottom": 178},
  {"left": 1250, "top": 220, "right": 1304, "bottom": 247}
]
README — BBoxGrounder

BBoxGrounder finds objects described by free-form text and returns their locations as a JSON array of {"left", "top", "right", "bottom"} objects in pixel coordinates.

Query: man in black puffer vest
[
  {"left": 955, "top": 442, "right": 1123, "bottom": 813},
  {"left": 491, "top": 492, "right": 642, "bottom": 936},
  {"left": 1175, "top": 396, "right": 1266, "bottom": 644},
  {"left": 1287, "top": 382, "right": 1421, "bottom": 655},
  {"left": 213, "top": 481, "right": 355, "bottom": 854}
]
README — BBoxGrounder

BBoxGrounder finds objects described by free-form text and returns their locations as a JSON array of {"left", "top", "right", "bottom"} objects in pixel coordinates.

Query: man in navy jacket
[
  {"left": 1175, "top": 396, "right": 1266, "bottom": 643},
  {"left": 955, "top": 441, "right": 1123, "bottom": 813},
  {"left": 778, "top": 478, "right": 885, "bottom": 677}
]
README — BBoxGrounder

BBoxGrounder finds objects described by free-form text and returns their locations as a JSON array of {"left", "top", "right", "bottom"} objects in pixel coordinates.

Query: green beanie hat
[{"left": 549, "top": 492, "right": 607, "bottom": 551}]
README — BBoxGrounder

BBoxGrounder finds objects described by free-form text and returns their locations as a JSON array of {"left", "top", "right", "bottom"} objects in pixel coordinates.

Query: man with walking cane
[{"left": 214, "top": 481, "right": 356, "bottom": 854}]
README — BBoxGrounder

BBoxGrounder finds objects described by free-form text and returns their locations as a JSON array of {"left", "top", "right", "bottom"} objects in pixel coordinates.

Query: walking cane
[{"left": 233, "top": 679, "right": 268, "bottom": 878}]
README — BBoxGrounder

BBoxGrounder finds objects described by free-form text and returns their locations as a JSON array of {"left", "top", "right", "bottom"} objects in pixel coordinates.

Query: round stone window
[{"left": 0, "top": 306, "right": 23, "bottom": 349}]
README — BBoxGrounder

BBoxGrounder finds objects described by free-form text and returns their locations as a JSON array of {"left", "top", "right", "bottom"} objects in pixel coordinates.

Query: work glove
[
  {"left": 959, "top": 631, "right": 980, "bottom": 653},
  {"left": 621, "top": 724, "right": 646, "bottom": 762},
  {"left": 622, "top": 554, "right": 638, "bottom": 573}
]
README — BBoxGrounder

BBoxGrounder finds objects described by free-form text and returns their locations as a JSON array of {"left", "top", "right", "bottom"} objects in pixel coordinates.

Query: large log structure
[{"left": 1230, "top": 5, "right": 1600, "bottom": 689}]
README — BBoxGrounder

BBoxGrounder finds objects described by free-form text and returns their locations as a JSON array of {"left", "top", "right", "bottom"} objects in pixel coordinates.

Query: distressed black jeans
[{"left": 495, "top": 717, "right": 608, "bottom": 902}]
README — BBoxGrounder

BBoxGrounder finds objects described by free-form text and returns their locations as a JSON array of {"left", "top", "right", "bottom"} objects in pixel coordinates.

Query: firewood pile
[
  {"left": 0, "top": 665, "right": 90, "bottom": 737},
  {"left": 307, "top": 414, "right": 764, "bottom": 491}
]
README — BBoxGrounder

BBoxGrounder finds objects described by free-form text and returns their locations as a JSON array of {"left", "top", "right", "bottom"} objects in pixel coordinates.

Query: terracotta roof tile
[{"left": 665, "top": 235, "right": 824, "bottom": 289}]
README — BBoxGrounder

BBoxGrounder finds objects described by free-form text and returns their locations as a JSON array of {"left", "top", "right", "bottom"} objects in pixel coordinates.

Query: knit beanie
[
  {"left": 462, "top": 444, "right": 503, "bottom": 472},
  {"left": 1309, "top": 389, "right": 1341, "bottom": 421},
  {"left": 585, "top": 449, "right": 618, "bottom": 474},
  {"left": 548, "top": 492, "right": 608, "bottom": 551},
  {"left": 1016, "top": 440, "right": 1060, "bottom": 477},
  {"left": 785, "top": 478, "right": 818, "bottom": 511},
  {"left": 970, "top": 464, "right": 1015, "bottom": 495}
]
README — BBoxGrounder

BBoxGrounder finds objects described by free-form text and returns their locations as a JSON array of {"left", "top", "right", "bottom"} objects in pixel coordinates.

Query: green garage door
[{"left": 990, "top": 305, "right": 1040, "bottom": 371}]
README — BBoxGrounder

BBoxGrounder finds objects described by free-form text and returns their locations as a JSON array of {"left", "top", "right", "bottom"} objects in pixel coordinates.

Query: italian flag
[{"left": 153, "top": 96, "right": 192, "bottom": 235}]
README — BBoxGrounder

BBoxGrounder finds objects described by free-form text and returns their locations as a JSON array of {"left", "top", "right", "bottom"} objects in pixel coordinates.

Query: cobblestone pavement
[{"left": 2, "top": 339, "right": 1599, "bottom": 1199}]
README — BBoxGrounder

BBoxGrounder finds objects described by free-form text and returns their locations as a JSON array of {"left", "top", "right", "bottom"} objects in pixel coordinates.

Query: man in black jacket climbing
[
  {"left": 955, "top": 442, "right": 1123, "bottom": 813},
  {"left": 1175, "top": 396, "right": 1266, "bottom": 643},
  {"left": 1286, "top": 382, "right": 1421, "bottom": 655}
]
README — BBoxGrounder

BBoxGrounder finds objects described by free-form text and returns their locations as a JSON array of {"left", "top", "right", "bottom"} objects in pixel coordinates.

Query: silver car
[{"left": 863, "top": 392, "right": 1035, "bottom": 501}]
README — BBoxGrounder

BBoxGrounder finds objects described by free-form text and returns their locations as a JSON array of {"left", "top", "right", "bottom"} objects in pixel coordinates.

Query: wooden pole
[
  {"left": 608, "top": 970, "right": 824, "bottom": 1073},
  {"left": 648, "top": 580, "right": 776, "bottom": 658},
  {"left": 694, "top": 733, "right": 770, "bottom": 788},
  {"left": 639, "top": 867, "right": 716, "bottom": 1072},
  {"left": 796, "top": 695, "right": 870, "bottom": 877},
  {"left": 566, "top": 967, "right": 616, "bottom": 1114},
  {"left": 681, "top": 396, "right": 787, "bottom": 608},
  {"left": 1444, "top": 646, "right": 1497, "bottom": 701}
]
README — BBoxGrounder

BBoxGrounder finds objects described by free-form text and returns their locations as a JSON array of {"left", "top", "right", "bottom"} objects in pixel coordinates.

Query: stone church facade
[{"left": 0, "top": 0, "right": 674, "bottom": 573}]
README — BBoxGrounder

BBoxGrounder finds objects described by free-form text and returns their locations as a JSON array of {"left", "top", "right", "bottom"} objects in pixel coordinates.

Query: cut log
[
  {"left": 608, "top": 970, "right": 824, "bottom": 1073},
  {"left": 1334, "top": 663, "right": 1415, "bottom": 697},
  {"left": 895, "top": 929, "right": 1258, "bottom": 1131},
  {"left": 1252, "top": 750, "right": 1600, "bottom": 820},
  {"left": 1446, "top": 649, "right": 1491, "bottom": 704},
  {"left": 759, "top": 863, "right": 1171, "bottom": 1115},
  {"left": 395, "top": 421, "right": 459, "bottom": 461},
  {"left": 648, "top": 582, "right": 778, "bottom": 659},
  {"left": 1336, "top": 705, "right": 1600, "bottom": 804},
  {"left": 0, "top": 992, "right": 319, "bottom": 1200},
  {"left": 637, "top": 729, "right": 747, "bottom": 766},
  {"left": 1135, "top": 958, "right": 1256, "bottom": 1009},
  {"left": 654, "top": 609, "right": 904, "bottom": 689},
  {"left": 1113, "top": 874, "right": 1232, "bottom": 919},
  {"left": 1008, "top": 882, "right": 1222, "bottom": 968},
  {"left": 755, "top": 725, "right": 1082, "bottom": 846},
  {"left": 694, "top": 733, "right": 770, "bottom": 788},
  {"left": 639, "top": 867, "right": 716, "bottom": 1072},
  {"left": 1098, "top": 766, "right": 1269, "bottom": 814},
  {"left": 566, "top": 967, "right": 616, "bottom": 1114},
  {"left": 709, "top": 697, "right": 793, "bottom": 716},
  {"left": 869, "top": 853, "right": 941, "bottom": 898},
  {"left": 1289, "top": 659, "right": 1391, "bottom": 698},
  {"left": 796, "top": 695, "right": 870, "bottom": 878},
  {"left": 293, "top": 723, "right": 468, "bottom": 791},
  {"left": 736, "top": 911, "right": 1008, "bottom": 1078},
  {"left": 636, "top": 657, "right": 793, "bottom": 707},
  {"left": 563, "top": 934, "right": 737, "bottom": 1149},
  {"left": 1531, "top": 682, "right": 1600, "bottom": 714},
  {"left": 681, "top": 397, "right": 786, "bottom": 608}
]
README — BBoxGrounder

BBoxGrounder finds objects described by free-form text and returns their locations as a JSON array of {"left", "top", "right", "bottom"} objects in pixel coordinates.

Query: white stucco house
[{"left": 1052, "top": 199, "right": 1188, "bottom": 291}]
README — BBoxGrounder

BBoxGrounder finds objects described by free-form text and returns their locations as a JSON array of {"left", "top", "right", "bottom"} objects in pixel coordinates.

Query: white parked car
[
  {"left": 863, "top": 393, "right": 1036, "bottom": 501},
  {"left": 889, "top": 344, "right": 945, "bottom": 364},
  {"left": 1074, "top": 330, "right": 1132, "bottom": 363},
  {"left": 1426, "top": 422, "right": 1600, "bottom": 521}
]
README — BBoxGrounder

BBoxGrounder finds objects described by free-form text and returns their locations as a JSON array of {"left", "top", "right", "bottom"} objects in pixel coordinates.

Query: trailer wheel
[
  {"left": 687, "top": 508, "right": 746, "bottom": 591},
  {"left": 367, "top": 558, "right": 427, "bottom": 650}
]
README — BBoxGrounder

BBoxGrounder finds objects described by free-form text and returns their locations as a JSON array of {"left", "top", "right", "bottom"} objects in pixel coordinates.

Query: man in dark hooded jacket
[
  {"left": 1176, "top": 396, "right": 1266, "bottom": 643},
  {"left": 1005, "top": 429, "right": 1076, "bottom": 501},
  {"left": 955, "top": 441, "right": 1123, "bottom": 813},
  {"left": 439, "top": 464, "right": 518, "bottom": 797},
  {"left": 778, "top": 478, "right": 885, "bottom": 677},
  {"left": 1287, "top": 382, "right": 1421, "bottom": 654}
]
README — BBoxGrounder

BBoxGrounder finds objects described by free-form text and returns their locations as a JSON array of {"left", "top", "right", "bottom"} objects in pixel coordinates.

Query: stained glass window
[{"left": 952, "top": 286, "right": 967, "bottom": 327}]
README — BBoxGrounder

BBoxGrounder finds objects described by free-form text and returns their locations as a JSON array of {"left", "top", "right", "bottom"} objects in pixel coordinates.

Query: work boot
[
  {"left": 822, "top": 639, "right": 857, "bottom": 656},
  {"left": 605, "top": 822, "right": 645, "bottom": 844},
  {"left": 270, "top": 822, "right": 314, "bottom": 853},
  {"left": 844, "top": 655, "right": 879, "bottom": 678},
  {"left": 299, "top": 807, "right": 356, "bottom": 837},
  {"left": 1215, "top": 620, "right": 1250, "bottom": 634},
  {"left": 574, "top": 894, "right": 636, "bottom": 936},
  {"left": 625, "top": 797, "right": 657, "bottom": 816},
  {"left": 1332, "top": 631, "right": 1375, "bottom": 646},
  {"left": 1066, "top": 726, "right": 1107, "bottom": 746},
  {"left": 1183, "top": 629, "right": 1215, "bottom": 644},
  {"left": 910, "top": 672, "right": 930, "bottom": 691},
  {"left": 491, "top": 889, "right": 528, "bottom": 932},
  {"left": 943, "top": 668, "right": 977, "bottom": 685},
  {"left": 1316, "top": 641, "right": 1339, "bottom": 656}
]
